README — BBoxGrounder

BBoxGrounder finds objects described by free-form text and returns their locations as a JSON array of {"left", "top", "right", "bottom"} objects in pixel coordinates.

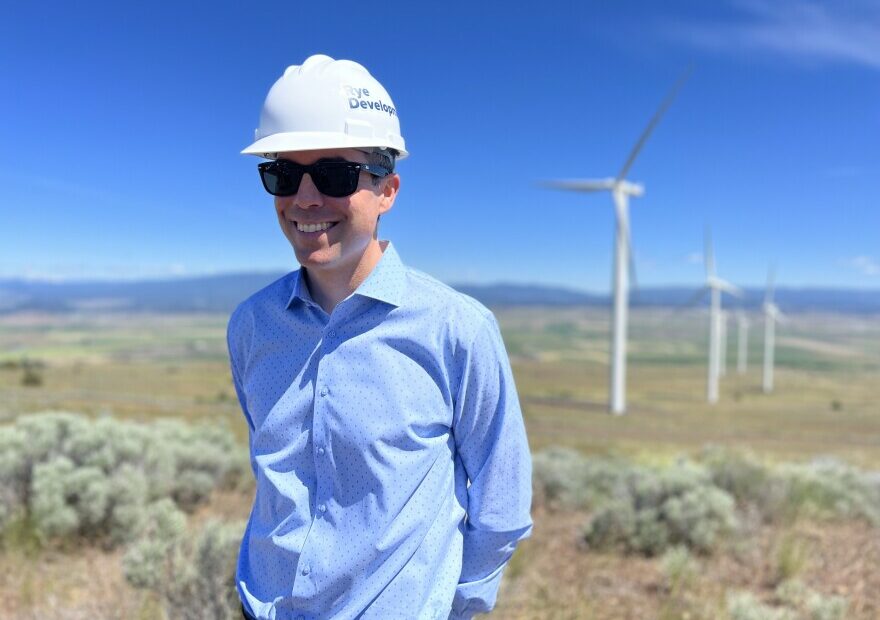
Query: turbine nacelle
[
  {"left": 706, "top": 275, "right": 742, "bottom": 298},
  {"left": 764, "top": 302, "right": 785, "bottom": 323},
  {"left": 541, "top": 178, "right": 644, "bottom": 196}
]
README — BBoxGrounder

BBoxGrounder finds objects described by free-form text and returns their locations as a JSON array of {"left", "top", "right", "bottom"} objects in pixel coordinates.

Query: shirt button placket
[{"left": 315, "top": 391, "right": 330, "bottom": 522}]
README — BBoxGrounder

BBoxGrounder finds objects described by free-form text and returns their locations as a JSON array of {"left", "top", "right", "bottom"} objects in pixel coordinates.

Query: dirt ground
[{"left": 493, "top": 505, "right": 880, "bottom": 619}]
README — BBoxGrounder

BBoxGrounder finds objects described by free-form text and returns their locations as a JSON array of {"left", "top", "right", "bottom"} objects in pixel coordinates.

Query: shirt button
[
  {"left": 318, "top": 503, "right": 326, "bottom": 513},
  {"left": 319, "top": 386, "right": 328, "bottom": 397},
  {"left": 317, "top": 447, "right": 325, "bottom": 456},
  {"left": 329, "top": 330, "right": 337, "bottom": 338},
  {"left": 301, "top": 565, "right": 310, "bottom": 576}
]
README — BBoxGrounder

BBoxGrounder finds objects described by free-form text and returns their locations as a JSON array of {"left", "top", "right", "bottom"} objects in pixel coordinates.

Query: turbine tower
[
  {"left": 703, "top": 231, "right": 742, "bottom": 404},
  {"left": 763, "top": 268, "right": 784, "bottom": 393},
  {"left": 541, "top": 71, "right": 690, "bottom": 415},
  {"left": 719, "top": 310, "right": 728, "bottom": 377},
  {"left": 736, "top": 311, "right": 750, "bottom": 374}
]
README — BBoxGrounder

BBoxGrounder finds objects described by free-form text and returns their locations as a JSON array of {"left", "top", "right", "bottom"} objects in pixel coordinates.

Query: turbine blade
[
  {"left": 539, "top": 179, "right": 615, "bottom": 193},
  {"left": 657, "top": 286, "right": 710, "bottom": 322},
  {"left": 767, "top": 303, "right": 786, "bottom": 324},
  {"left": 616, "top": 65, "right": 693, "bottom": 182},
  {"left": 716, "top": 278, "right": 743, "bottom": 298},
  {"left": 704, "top": 227, "right": 715, "bottom": 278}
]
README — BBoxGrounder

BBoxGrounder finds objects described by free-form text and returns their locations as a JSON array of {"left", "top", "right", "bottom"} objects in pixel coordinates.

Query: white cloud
[
  {"left": 3, "top": 263, "right": 200, "bottom": 282},
  {"left": 844, "top": 255, "right": 880, "bottom": 276},
  {"left": 686, "top": 252, "right": 703, "bottom": 265},
  {"left": 667, "top": 0, "right": 880, "bottom": 70}
]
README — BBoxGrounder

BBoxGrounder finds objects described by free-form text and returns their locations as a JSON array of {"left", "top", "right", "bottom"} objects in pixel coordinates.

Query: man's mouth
[{"left": 294, "top": 221, "right": 338, "bottom": 233}]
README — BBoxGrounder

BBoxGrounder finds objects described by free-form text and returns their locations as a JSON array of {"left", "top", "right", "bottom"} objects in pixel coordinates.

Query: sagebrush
[{"left": 0, "top": 411, "right": 250, "bottom": 548}]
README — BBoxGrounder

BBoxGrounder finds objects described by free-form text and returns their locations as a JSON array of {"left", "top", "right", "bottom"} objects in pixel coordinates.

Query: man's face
[{"left": 272, "top": 148, "right": 399, "bottom": 277}]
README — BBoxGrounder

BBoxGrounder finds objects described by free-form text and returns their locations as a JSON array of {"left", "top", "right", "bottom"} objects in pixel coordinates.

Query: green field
[{"left": 7, "top": 307, "right": 876, "bottom": 464}]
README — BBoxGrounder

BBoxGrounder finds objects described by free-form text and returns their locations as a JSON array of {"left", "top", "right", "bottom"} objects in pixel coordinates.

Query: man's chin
[{"left": 294, "top": 247, "right": 340, "bottom": 271}]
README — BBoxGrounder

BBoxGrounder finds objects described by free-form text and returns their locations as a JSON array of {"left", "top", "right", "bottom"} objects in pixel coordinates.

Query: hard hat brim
[{"left": 241, "top": 131, "right": 408, "bottom": 160}]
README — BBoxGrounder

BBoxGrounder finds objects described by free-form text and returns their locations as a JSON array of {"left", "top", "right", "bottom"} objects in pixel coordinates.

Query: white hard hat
[{"left": 242, "top": 54, "right": 408, "bottom": 160}]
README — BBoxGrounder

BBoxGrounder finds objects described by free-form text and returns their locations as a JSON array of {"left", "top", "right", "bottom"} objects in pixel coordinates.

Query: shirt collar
[
  {"left": 286, "top": 268, "right": 318, "bottom": 310},
  {"left": 286, "top": 241, "right": 406, "bottom": 310}
]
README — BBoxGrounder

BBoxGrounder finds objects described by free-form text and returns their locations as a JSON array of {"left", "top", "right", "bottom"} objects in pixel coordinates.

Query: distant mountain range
[{"left": 1, "top": 273, "right": 879, "bottom": 315}]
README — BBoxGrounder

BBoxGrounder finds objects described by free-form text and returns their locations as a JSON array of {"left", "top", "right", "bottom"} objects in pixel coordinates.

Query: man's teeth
[{"left": 296, "top": 222, "right": 335, "bottom": 233}]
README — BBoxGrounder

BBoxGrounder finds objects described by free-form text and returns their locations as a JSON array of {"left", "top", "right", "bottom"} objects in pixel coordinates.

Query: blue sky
[{"left": 1, "top": 0, "right": 878, "bottom": 291}]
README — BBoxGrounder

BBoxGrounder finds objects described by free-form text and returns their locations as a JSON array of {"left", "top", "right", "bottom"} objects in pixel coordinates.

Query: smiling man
[{"left": 227, "top": 55, "right": 532, "bottom": 620}]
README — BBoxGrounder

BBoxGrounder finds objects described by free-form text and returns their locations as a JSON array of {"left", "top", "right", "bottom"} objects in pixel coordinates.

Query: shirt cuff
[{"left": 450, "top": 558, "right": 508, "bottom": 619}]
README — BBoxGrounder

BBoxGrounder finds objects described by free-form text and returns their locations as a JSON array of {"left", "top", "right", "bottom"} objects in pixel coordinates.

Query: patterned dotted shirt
[{"left": 227, "top": 242, "right": 533, "bottom": 620}]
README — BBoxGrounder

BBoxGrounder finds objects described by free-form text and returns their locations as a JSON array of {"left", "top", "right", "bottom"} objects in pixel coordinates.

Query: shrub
[
  {"left": 122, "top": 499, "right": 188, "bottom": 589},
  {"left": 583, "top": 460, "right": 737, "bottom": 556},
  {"left": 700, "top": 448, "right": 880, "bottom": 526},
  {"left": 581, "top": 499, "right": 636, "bottom": 551},
  {"left": 699, "top": 447, "right": 788, "bottom": 522},
  {"left": 774, "top": 579, "right": 808, "bottom": 608},
  {"left": 21, "top": 367, "right": 43, "bottom": 387},
  {"left": 532, "top": 447, "right": 629, "bottom": 510},
  {"left": 726, "top": 591, "right": 795, "bottom": 620},
  {"left": 774, "top": 580, "right": 848, "bottom": 620},
  {"left": 660, "top": 545, "right": 699, "bottom": 594},
  {"left": 778, "top": 457, "right": 880, "bottom": 525},
  {"left": 537, "top": 445, "right": 880, "bottom": 558},
  {"left": 124, "top": 500, "right": 245, "bottom": 620},
  {"left": 0, "top": 411, "right": 251, "bottom": 548},
  {"left": 805, "top": 591, "right": 848, "bottom": 620}
]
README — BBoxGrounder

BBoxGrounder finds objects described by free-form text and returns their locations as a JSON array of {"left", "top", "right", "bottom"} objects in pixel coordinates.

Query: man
[{"left": 227, "top": 54, "right": 532, "bottom": 620}]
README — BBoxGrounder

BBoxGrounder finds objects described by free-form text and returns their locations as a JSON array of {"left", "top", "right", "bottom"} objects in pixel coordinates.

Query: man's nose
[{"left": 293, "top": 173, "right": 323, "bottom": 208}]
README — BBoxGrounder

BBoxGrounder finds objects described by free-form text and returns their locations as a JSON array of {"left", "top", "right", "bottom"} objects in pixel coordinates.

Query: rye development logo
[{"left": 343, "top": 85, "right": 397, "bottom": 118}]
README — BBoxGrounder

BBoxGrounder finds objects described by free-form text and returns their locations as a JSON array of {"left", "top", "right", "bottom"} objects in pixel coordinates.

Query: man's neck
[{"left": 305, "top": 240, "right": 387, "bottom": 314}]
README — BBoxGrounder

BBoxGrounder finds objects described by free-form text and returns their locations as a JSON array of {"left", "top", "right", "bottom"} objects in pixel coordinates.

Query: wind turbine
[
  {"left": 702, "top": 231, "right": 742, "bottom": 404},
  {"left": 541, "top": 70, "right": 691, "bottom": 415},
  {"left": 763, "top": 268, "right": 785, "bottom": 393},
  {"left": 719, "top": 310, "right": 728, "bottom": 377},
  {"left": 736, "top": 311, "right": 750, "bottom": 374}
]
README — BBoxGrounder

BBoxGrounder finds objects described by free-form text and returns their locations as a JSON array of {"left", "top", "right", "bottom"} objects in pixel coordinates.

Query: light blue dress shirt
[{"left": 226, "top": 242, "right": 532, "bottom": 620}]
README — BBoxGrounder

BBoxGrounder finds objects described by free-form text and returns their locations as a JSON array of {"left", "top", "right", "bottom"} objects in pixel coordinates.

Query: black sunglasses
[{"left": 257, "top": 159, "right": 391, "bottom": 198}]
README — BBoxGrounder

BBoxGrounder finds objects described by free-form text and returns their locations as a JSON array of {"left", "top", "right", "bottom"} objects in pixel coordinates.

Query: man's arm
[
  {"left": 227, "top": 312, "right": 257, "bottom": 480},
  {"left": 450, "top": 313, "right": 533, "bottom": 620}
]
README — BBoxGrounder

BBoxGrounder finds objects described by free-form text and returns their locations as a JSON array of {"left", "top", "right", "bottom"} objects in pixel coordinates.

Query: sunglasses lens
[
  {"left": 313, "top": 163, "right": 361, "bottom": 197},
  {"left": 259, "top": 163, "right": 302, "bottom": 196},
  {"left": 258, "top": 161, "right": 364, "bottom": 197}
]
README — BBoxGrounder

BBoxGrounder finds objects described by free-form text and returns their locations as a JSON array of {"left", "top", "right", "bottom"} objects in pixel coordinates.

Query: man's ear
[{"left": 378, "top": 173, "right": 400, "bottom": 216}]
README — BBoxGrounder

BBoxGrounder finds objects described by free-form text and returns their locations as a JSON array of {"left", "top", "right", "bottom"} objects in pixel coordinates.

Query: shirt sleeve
[
  {"left": 449, "top": 313, "right": 533, "bottom": 619},
  {"left": 227, "top": 312, "right": 258, "bottom": 480}
]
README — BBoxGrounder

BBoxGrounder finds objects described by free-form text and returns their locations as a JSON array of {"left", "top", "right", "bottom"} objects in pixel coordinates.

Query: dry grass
[
  {"left": 1, "top": 308, "right": 879, "bottom": 618},
  {"left": 490, "top": 504, "right": 879, "bottom": 619}
]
